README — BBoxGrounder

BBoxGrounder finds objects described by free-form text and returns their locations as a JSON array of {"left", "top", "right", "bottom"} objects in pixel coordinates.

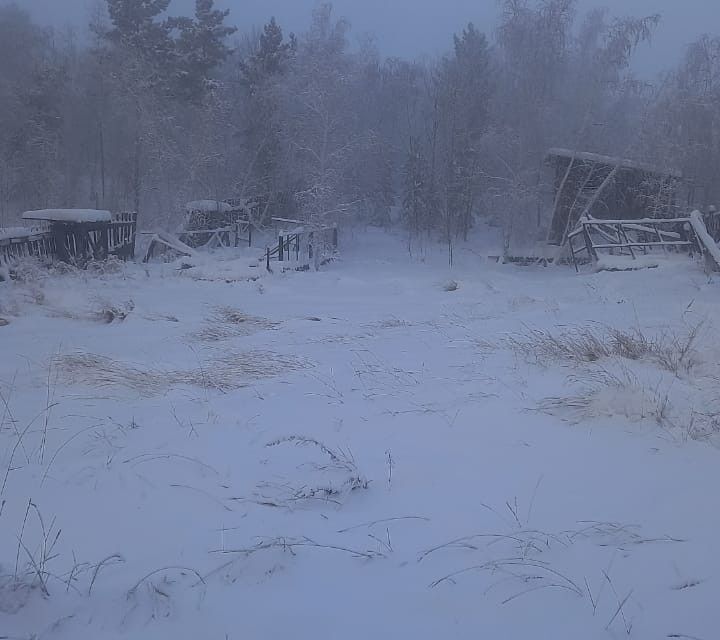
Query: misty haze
[{"left": 1, "top": 1, "right": 719, "bottom": 639}]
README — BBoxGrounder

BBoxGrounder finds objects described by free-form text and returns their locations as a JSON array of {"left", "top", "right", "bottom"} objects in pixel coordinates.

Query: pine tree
[
  {"left": 173, "top": 0, "right": 237, "bottom": 100},
  {"left": 238, "top": 18, "right": 296, "bottom": 221},
  {"left": 240, "top": 17, "right": 295, "bottom": 94},
  {"left": 105, "top": 0, "right": 175, "bottom": 84}
]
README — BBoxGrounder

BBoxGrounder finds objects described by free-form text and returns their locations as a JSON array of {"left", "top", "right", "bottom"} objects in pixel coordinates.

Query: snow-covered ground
[{"left": 1, "top": 228, "right": 719, "bottom": 639}]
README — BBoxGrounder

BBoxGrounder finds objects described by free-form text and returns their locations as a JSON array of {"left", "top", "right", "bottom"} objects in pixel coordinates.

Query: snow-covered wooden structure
[
  {"left": 181, "top": 199, "right": 256, "bottom": 248},
  {"left": 21, "top": 209, "right": 137, "bottom": 264},
  {"left": 544, "top": 149, "right": 693, "bottom": 246},
  {"left": 0, "top": 209, "right": 137, "bottom": 267}
]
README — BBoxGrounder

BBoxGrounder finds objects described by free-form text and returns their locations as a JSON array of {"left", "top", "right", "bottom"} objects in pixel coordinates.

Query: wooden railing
[{"left": 265, "top": 225, "right": 338, "bottom": 272}]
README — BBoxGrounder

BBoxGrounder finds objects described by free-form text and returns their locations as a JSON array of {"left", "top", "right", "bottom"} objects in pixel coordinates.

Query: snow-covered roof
[
  {"left": 22, "top": 209, "right": 112, "bottom": 223},
  {"left": 185, "top": 200, "right": 233, "bottom": 214},
  {"left": 546, "top": 148, "right": 682, "bottom": 179}
]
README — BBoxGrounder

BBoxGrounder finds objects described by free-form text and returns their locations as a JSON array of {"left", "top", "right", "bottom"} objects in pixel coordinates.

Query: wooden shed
[{"left": 544, "top": 149, "right": 695, "bottom": 245}]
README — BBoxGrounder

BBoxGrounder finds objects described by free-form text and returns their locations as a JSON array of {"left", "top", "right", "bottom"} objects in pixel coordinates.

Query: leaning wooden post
[
  {"left": 266, "top": 247, "right": 270, "bottom": 271},
  {"left": 580, "top": 217, "right": 598, "bottom": 263}
]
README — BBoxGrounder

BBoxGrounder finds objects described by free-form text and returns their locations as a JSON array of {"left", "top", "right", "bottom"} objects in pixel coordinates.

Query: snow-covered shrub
[
  {"left": 539, "top": 366, "right": 672, "bottom": 425},
  {"left": 89, "top": 299, "right": 135, "bottom": 324},
  {"left": 85, "top": 256, "right": 126, "bottom": 275}
]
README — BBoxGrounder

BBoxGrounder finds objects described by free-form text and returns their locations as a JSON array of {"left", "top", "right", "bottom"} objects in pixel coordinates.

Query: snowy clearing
[{"left": 1, "top": 229, "right": 719, "bottom": 639}]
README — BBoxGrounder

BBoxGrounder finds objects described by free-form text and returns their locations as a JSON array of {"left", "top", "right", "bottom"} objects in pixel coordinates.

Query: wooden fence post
[{"left": 278, "top": 235, "right": 284, "bottom": 261}]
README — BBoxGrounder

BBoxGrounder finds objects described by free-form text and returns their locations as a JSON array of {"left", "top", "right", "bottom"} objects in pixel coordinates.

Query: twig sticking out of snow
[
  {"left": 212, "top": 536, "right": 385, "bottom": 560},
  {"left": 245, "top": 436, "right": 370, "bottom": 509}
]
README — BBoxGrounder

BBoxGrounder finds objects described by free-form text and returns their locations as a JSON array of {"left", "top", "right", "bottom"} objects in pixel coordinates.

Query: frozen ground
[{"left": 1, "top": 227, "right": 719, "bottom": 639}]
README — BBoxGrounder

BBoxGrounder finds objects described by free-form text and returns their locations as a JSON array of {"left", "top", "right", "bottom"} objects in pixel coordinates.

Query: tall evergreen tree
[
  {"left": 172, "top": 0, "right": 237, "bottom": 100},
  {"left": 238, "top": 18, "right": 296, "bottom": 221},
  {"left": 105, "top": 0, "right": 175, "bottom": 85},
  {"left": 240, "top": 17, "right": 295, "bottom": 94}
]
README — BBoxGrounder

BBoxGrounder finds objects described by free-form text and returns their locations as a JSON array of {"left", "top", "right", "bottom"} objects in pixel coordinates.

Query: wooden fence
[{"left": 0, "top": 225, "right": 55, "bottom": 266}]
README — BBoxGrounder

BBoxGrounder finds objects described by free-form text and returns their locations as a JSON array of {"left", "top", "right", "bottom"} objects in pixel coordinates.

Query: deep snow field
[{"left": 1, "top": 227, "right": 719, "bottom": 639}]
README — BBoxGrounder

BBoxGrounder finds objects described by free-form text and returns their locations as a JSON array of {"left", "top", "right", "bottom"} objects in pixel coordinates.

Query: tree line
[{"left": 1, "top": 0, "right": 718, "bottom": 251}]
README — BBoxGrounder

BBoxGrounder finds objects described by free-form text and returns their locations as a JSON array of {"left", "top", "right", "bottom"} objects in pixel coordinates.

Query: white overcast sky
[{"left": 20, "top": 0, "right": 719, "bottom": 74}]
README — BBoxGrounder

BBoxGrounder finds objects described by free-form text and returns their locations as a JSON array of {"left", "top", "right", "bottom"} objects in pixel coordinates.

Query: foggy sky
[{"left": 20, "top": 0, "right": 719, "bottom": 75}]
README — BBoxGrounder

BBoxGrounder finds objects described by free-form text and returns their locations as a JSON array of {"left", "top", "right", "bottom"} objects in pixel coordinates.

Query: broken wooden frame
[
  {"left": 567, "top": 213, "right": 720, "bottom": 271},
  {"left": 544, "top": 149, "right": 690, "bottom": 248}
]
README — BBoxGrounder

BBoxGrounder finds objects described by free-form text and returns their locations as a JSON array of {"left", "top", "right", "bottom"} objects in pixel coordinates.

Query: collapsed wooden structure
[
  {"left": 1, "top": 210, "right": 137, "bottom": 267},
  {"left": 544, "top": 149, "right": 702, "bottom": 243},
  {"left": 541, "top": 148, "right": 720, "bottom": 271},
  {"left": 567, "top": 212, "right": 720, "bottom": 270}
]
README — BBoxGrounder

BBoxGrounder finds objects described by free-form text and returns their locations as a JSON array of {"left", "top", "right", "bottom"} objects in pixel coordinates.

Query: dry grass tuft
[
  {"left": 505, "top": 323, "right": 701, "bottom": 375},
  {"left": 538, "top": 365, "right": 674, "bottom": 426},
  {"left": 191, "top": 306, "right": 279, "bottom": 342},
  {"left": 53, "top": 349, "right": 305, "bottom": 396}
]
